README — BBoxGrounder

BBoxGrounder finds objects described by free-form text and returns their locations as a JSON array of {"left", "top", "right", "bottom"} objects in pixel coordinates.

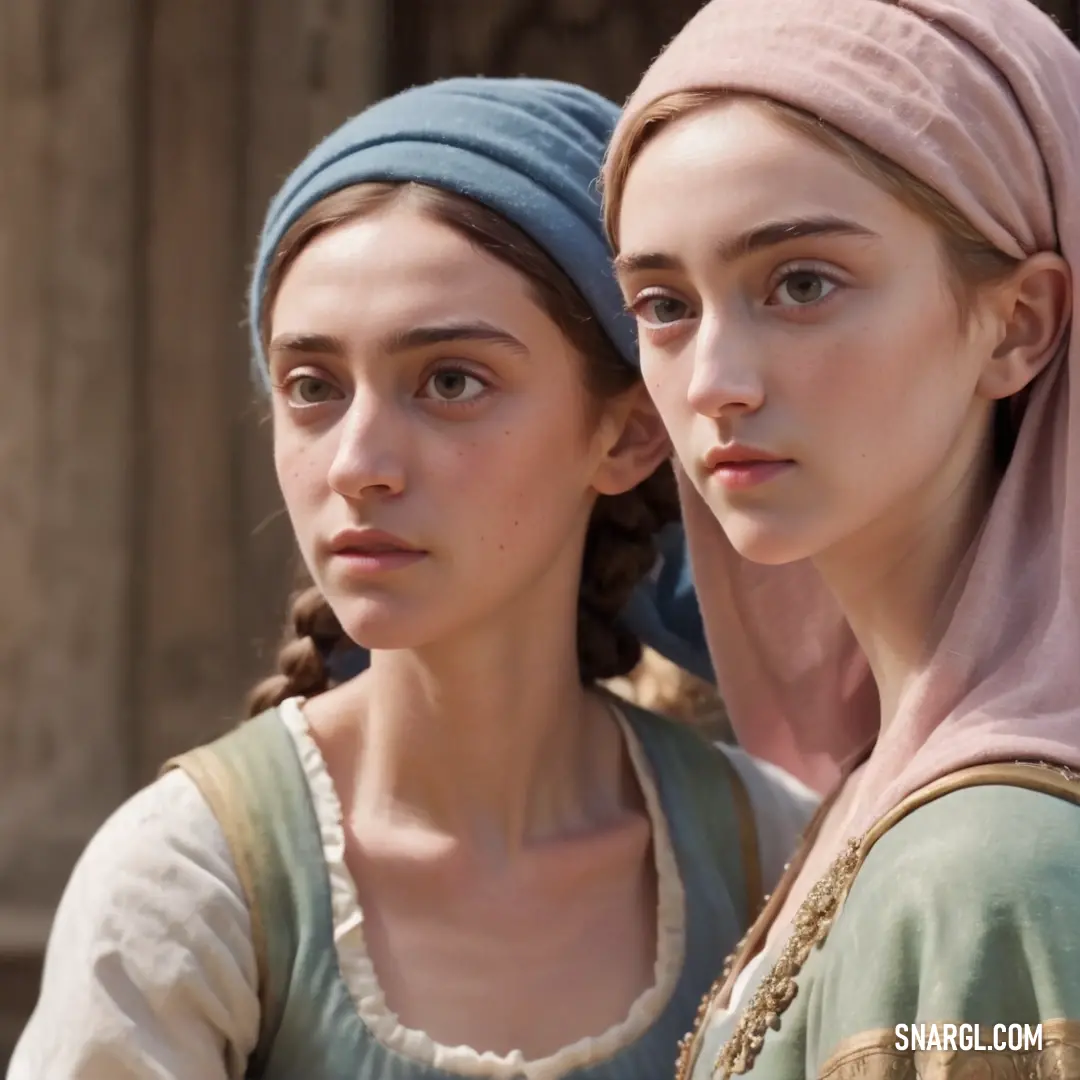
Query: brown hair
[
  {"left": 602, "top": 89, "right": 1024, "bottom": 466},
  {"left": 247, "top": 182, "right": 679, "bottom": 716}
]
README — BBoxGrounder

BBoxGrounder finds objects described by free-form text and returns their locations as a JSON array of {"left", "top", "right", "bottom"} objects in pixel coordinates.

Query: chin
[
  {"left": 717, "top": 513, "right": 822, "bottom": 567},
  {"left": 331, "top": 596, "right": 444, "bottom": 652}
]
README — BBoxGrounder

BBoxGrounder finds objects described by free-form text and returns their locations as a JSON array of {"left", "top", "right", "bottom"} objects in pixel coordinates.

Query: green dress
[
  {"left": 166, "top": 697, "right": 784, "bottom": 1080},
  {"left": 681, "top": 762, "right": 1080, "bottom": 1079}
]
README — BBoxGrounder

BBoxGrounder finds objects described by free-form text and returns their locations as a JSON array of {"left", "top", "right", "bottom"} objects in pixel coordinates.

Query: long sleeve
[{"left": 7, "top": 771, "right": 260, "bottom": 1080}]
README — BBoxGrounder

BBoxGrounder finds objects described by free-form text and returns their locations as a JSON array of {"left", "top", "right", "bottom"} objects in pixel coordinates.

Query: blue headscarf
[
  {"left": 250, "top": 77, "right": 636, "bottom": 385},
  {"left": 250, "top": 76, "right": 712, "bottom": 682}
]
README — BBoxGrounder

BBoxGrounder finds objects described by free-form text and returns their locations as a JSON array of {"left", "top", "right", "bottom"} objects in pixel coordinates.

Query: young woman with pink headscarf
[{"left": 602, "top": 0, "right": 1080, "bottom": 1075}]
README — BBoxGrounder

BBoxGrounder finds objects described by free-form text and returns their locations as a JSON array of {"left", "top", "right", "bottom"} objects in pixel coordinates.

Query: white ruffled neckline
[{"left": 276, "top": 696, "right": 687, "bottom": 1080}]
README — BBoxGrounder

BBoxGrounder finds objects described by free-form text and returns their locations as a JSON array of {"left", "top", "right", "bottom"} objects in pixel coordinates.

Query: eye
[
  {"left": 284, "top": 375, "right": 343, "bottom": 405},
  {"left": 768, "top": 269, "right": 840, "bottom": 307},
  {"left": 633, "top": 292, "right": 693, "bottom": 328},
  {"left": 420, "top": 369, "right": 488, "bottom": 403}
]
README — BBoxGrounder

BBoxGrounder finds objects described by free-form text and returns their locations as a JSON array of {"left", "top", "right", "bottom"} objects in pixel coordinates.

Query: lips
[
  {"left": 702, "top": 444, "right": 794, "bottom": 492},
  {"left": 703, "top": 444, "right": 791, "bottom": 470},
  {"left": 326, "top": 530, "right": 428, "bottom": 576},
  {"left": 339, "top": 541, "right": 409, "bottom": 554},
  {"left": 329, "top": 529, "right": 423, "bottom": 556}
]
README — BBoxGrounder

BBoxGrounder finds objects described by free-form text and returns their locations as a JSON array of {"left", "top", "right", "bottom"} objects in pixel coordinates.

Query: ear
[
  {"left": 591, "top": 381, "right": 672, "bottom": 496},
  {"left": 977, "top": 251, "right": 1072, "bottom": 401}
]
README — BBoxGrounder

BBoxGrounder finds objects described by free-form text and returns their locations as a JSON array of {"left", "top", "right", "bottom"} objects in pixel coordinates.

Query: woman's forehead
[
  {"left": 618, "top": 104, "right": 910, "bottom": 258},
  {"left": 269, "top": 214, "right": 567, "bottom": 359}
]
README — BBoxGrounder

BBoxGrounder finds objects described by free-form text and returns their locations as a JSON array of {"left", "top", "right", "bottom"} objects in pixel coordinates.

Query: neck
[
  {"left": 813, "top": 426, "right": 998, "bottom": 732},
  {"left": 313, "top": 566, "right": 629, "bottom": 862}
]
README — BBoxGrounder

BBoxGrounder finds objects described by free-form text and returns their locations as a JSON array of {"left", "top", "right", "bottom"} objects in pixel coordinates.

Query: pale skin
[
  {"left": 614, "top": 99, "right": 1071, "bottom": 942},
  {"left": 266, "top": 200, "right": 671, "bottom": 1056}
]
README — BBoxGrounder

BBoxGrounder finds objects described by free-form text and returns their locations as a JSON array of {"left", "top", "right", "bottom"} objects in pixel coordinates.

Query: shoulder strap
[
  {"left": 728, "top": 756, "right": 764, "bottom": 921},
  {"left": 613, "top": 695, "right": 764, "bottom": 925},
  {"left": 704, "top": 740, "right": 763, "bottom": 922},
  {"left": 160, "top": 710, "right": 309, "bottom": 1078},
  {"left": 160, "top": 737, "right": 273, "bottom": 1033}
]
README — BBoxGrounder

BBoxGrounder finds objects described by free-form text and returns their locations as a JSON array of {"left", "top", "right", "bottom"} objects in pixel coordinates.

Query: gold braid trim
[
  {"left": 819, "top": 1020, "right": 1080, "bottom": 1079},
  {"left": 675, "top": 925, "right": 755, "bottom": 1080},
  {"left": 713, "top": 837, "right": 863, "bottom": 1076}
]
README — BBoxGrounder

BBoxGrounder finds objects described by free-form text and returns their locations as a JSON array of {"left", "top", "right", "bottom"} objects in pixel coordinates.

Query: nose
[
  {"left": 326, "top": 393, "right": 407, "bottom": 499},
  {"left": 685, "top": 312, "right": 766, "bottom": 419}
]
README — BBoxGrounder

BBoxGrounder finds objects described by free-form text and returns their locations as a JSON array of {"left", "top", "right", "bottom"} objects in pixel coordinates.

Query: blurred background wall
[{"left": 0, "top": 0, "right": 1076, "bottom": 1064}]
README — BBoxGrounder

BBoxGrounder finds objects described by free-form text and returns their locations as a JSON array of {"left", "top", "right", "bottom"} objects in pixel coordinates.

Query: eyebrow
[
  {"left": 613, "top": 215, "right": 879, "bottom": 276},
  {"left": 267, "top": 331, "right": 348, "bottom": 357},
  {"left": 380, "top": 321, "right": 530, "bottom": 358},
  {"left": 267, "top": 321, "right": 530, "bottom": 360}
]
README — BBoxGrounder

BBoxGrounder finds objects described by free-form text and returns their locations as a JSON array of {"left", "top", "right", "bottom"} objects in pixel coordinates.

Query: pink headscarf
[{"left": 604, "top": 0, "right": 1080, "bottom": 834}]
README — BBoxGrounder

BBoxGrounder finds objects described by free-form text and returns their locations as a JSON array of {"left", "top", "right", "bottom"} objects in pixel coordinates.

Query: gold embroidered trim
[
  {"left": 1029, "top": 760, "right": 1080, "bottom": 784},
  {"left": 819, "top": 1019, "right": 1080, "bottom": 1078},
  {"left": 712, "top": 836, "right": 863, "bottom": 1076},
  {"left": 675, "top": 927, "right": 753, "bottom": 1080},
  {"left": 673, "top": 778, "right": 844, "bottom": 1080},
  {"left": 672, "top": 785, "right": 843, "bottom": 1080}
]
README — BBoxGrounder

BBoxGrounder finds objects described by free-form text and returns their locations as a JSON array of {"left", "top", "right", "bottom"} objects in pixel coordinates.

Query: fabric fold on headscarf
[{"left": 604, "top": 0, "right": 1080, "bottom": 827}]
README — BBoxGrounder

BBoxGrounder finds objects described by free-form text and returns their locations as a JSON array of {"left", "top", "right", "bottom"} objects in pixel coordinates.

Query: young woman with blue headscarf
[{"left": 10, "top": 78, "right": 815, "bottom": 1080}]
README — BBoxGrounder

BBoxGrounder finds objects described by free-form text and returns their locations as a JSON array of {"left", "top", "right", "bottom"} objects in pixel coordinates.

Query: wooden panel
[
  {"left": 238, "top": 0, "right": 389, "bottom": 693},
  {"left": 0, "top": 0, "right": 136, "bottom": 941},
  {"left": 389, "top": 0, "right": 707, "bottom": 102},
  {"left": 303, "top": 0, "right": 389, "bottom": 142},
  {"left": 135, "top": 0, "right": 248, "bottom": 777}
]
